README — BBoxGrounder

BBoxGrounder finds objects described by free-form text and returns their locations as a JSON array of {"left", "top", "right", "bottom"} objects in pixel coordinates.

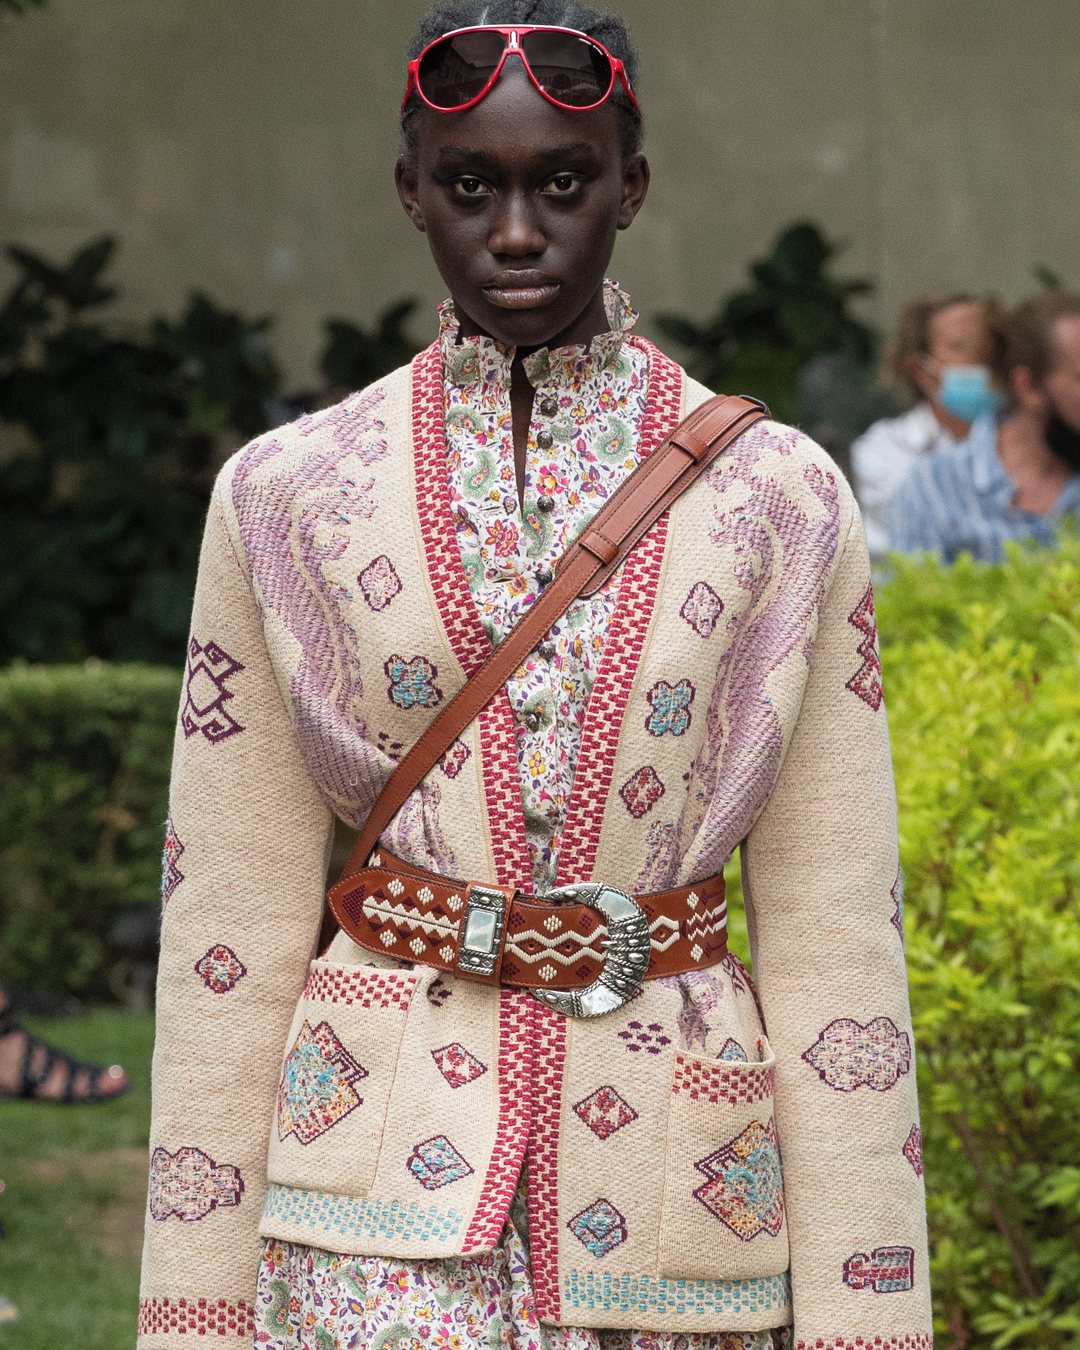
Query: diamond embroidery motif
[
  {"left": 407, "top": 1135, "right": 474, "bottom": 1190},
  {"left": 619, "top": 765, "right": 666, "bottom": 820},
  {"left": 439, "top": 740, "right": 472, "bottom": 779},
  {"left": 680, "top": 581, "right": 724, "bottom": 638},
  {"left": 693, "top": 1119, "right": 785, "bottom": 1241},
  {"left": 277, "top": 1021, "right": 368, "bottom": 1145},
  {"left": 903, "top": 1124, "right": 924, "bottom": 1176},
  {"left": 719, "top": 1038, "right": 749, "bottom": 1062},
  {"left": 573, "top": 1085, "right": 639, "bottom": 1141},
  {"left": 431, "top": 1043, "right": 489, "bottom": 1090},
  {"left": 357, "top": 555, "right": 402, "bottom": 612},
  {"left": 567, "top": 1198, "right": 627, "bottom": 1257},
  {"left": 181, "top": 638, "right": 245, "bottom": 744},
  {"left": 161, "top": 813, "right": 185, "bottom": 909},
  {"left": 538, "top": 963, "right": 558, "bottom": 982},
  {"left": 645, "top": 679, "right": 695, "bottom": 737},
  {"left": 193, "top": 944, "right": 247, "bottom": 994},
  {"left": 385, "top": 654, "right": 442, "bottom": 711},
  {"left": 387, "top": 878, "right": 404, "bottom": 896},
  {"left": 846, "top": 584, "right": 884, "bottom": 711}
]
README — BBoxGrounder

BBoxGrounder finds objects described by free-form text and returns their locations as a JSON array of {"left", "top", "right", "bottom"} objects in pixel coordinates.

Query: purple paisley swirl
[{"left": 681, "top": 422, "right": 842, "bottom": 880}]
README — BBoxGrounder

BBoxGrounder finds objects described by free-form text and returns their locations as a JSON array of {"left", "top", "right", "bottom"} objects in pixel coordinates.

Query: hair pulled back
[{"left": 400, "top": 1, "right": 643, "bottom": 167}]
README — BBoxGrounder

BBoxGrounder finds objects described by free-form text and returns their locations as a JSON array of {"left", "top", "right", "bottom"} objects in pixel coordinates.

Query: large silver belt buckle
[{"left": 531, "top": 883, "right": 651, "bottom": 1018}]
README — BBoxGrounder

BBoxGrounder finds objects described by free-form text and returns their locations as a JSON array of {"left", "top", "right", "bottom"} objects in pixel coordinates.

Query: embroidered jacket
[{"left": 140, "top": 338, "right": 931, "bottom": 1350}]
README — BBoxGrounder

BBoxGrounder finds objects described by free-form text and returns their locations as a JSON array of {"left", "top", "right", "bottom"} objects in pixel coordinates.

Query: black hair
[{"left": 400, "top": 1, "right": 643, "bottom": 167}]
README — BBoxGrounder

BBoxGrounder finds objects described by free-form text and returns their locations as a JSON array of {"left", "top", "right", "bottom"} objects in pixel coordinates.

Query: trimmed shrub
[
  {"left": 0, "top": 662, "right": 180, "bottom": 1002},
  {"left": 878, "top": 535, "right": 1080, "bottom": 1348}
]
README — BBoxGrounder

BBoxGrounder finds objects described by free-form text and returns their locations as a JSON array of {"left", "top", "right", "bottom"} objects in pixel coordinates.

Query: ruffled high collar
[{"left": 438, "top": 280, "right": 638, "bottom": 390}]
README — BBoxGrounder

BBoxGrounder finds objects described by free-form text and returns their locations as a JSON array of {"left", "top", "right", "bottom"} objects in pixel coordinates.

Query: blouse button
[
  {"left": 521, "top": 712, "right": 541, "bottom": 732},
  {"left": 537, "top": 496, "right": 555, "bottom": 513},
  {"left": 539, "top": 397, "right": 558, "bottom": 417},
  {"left": 537, "top": 568, "right": 554, "bottom": 585},
  {"left": 538, "top": 641, "right": 556, "bottom": 661},
  {"left": 536, "top": 430, "right": 554, "bottom": 450}
]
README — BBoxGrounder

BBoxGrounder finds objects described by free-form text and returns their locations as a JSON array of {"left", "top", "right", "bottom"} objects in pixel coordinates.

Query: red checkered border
[
  {"left": 138, "top": 1298, "right": 255, "bottom": 1338},
  {"left": 797, "top": 1338, "right": 932, "bottom": 1350},
  {"left": 672, "top": 1051, "right": 774, "bottom": 1105},
  {"left": 302, "top": 964, "right": 418, "bottom": 1010},
  {"left": 528, "top": 999, "right": 569, "bottom": 1321}
]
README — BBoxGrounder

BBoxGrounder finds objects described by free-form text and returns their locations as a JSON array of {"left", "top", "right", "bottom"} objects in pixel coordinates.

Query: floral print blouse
[{"left": 440, "top": 282, "right": 649, "bottom": 894}]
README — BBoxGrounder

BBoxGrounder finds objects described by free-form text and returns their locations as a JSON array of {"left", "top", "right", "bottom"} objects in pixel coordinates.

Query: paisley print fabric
[
  {"left": 441, "top": 282, "right": 650, "bottom": 894},
  {"left": 254, "top": 1223, "right": 782, "bottom": 1350}
]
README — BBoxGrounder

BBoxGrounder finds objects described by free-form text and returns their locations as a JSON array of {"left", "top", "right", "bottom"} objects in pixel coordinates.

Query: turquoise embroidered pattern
[
  {"left": 562, "top": 1271, "right": 792, "bottom": 1317},
  {"left": 261, "top": 1184, "right": 465, "bottom": 1243},
  {"left": 645, "top": 679, "right": 695, "bottom": 737}
]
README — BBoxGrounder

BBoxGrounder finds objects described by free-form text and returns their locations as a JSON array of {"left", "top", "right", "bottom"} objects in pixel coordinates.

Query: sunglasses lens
[
  {"left": 520, "top": 31, "right": 613, "bottom": 107},
  {"left": 417, "top": 31, "right": 508, "bottom": 108}
]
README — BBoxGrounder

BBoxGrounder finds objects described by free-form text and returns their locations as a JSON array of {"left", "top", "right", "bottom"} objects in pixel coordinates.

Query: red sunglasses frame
[{"left": 401, "top": 25, "right": 641, "bottom": 116}]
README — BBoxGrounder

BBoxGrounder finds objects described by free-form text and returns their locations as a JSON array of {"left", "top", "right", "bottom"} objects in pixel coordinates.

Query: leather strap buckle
[{"left": 530, "top": 882, "right": 651, "bottom": 1018}]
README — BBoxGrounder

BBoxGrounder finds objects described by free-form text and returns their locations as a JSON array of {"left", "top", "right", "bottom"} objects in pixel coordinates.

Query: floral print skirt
[{"left": 254, "top": 1215, "right": 788, "bottom": 1350}]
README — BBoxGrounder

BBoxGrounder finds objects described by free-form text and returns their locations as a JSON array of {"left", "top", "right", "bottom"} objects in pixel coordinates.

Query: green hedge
[
  {"left": 0, "top": 662, "right": 180, "bottom": 1001},
  {"left": 879, "top": 534, "right": 1080, "bottom": 1348}
]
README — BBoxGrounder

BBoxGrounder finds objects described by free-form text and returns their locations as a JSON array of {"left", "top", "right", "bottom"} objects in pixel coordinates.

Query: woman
[
  {"left": 851, "top": 293, "right": 1004, "bottom": 559},
  {"left": 139, "top": 5, "right": 929, "bottom": 1350}
]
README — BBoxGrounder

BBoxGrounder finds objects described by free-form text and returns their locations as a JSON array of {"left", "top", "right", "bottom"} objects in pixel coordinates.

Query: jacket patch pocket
[
  {"left": 266, "top": 960, "right": 418, "bottom": 1198},
  {"left": 657, "top": 1039, "right": 789, "bottom": 1281}
]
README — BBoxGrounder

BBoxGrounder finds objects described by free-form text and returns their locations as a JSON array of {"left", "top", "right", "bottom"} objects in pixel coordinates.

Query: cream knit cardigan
[{"left": 139, "top": 340, "right": 931, "bottom": 1350}]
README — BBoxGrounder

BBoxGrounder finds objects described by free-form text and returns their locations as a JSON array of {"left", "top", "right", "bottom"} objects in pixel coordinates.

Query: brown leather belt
[{"left": 327, "top": 851, "right": 727, "bottom": 1018}]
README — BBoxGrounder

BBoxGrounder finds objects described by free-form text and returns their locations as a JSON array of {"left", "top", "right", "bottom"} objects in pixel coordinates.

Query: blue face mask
[{"left": 938, "top": 365, "right": 1005, "bottom": 423}]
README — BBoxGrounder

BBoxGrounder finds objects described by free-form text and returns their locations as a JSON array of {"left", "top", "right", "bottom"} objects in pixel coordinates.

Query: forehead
[
  {"left": 413, "top": 60, "right": 622, "bottom": 161},
  {"left": 1050, "top": 314, "right": 1080, "bottom": 368},
  {"left": 928, "top": 302, "right": 980, "bottom": 347}
]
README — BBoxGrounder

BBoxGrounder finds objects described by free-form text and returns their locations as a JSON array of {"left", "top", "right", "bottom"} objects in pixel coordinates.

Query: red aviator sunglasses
[{"left": 402, "top": 25, "right": 640, "bottom": 116}]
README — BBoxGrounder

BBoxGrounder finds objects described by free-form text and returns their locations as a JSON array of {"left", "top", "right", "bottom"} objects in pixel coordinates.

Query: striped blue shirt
[{"left": 888, "top": 412, "right": 1080, "bottom": 562}]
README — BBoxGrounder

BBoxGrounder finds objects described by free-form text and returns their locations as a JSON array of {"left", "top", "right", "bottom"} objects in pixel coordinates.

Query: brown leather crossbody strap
[{"left": 339, "top": 391, "right": 767, "bottom": 883}]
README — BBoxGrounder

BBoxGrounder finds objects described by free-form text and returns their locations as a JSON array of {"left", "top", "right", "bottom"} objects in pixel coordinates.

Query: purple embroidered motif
[
  {"left": 181, "top": 638, "right": 244, "bottom": 743},
  {"left": 843, "top": 1245, "right": 915, "bottom": 1293},
  {"left": 634, "top": 820, "right": 679, "bottom": 893},
  {"left": 385, "top": 654, "right": 443, "bottom": 711},
  {"left": 161, "top": 813, "right": 185, "bottom": 909},
  {"left": 693, "top": 1119, "right": 784, "bottom": 1240},
  {"left": 645, "top": 679, "right": 695, "bottom": 737},
  {"left": 660, "top": 970, "right": 724, "bottom": 1051},
  {"left": 567, "top": 1198, "right": 627, "bottom": 1257},
  {"left": 685, "top": 432, "right": 841, "bottom": 879},
  {"left": 802, "top": 1016, "right": 912, "bottom": 1092},
  {"left": 431, "top": 1043, "right": 489, "bottom": 1089},
  {"left": 231, "top": 394, "right": 386, "bottom": 832},
  {"left": 903, "top": 1124, "right": 924, "bottom": 1176},
  {"left": 358, "top": 555, "right": 403, "bottom": 612},
  {"left": 427, "top": 977, "right": 452, "bottom": 1009},
  {"left": 439, "top": 740, "right": 472, "bottom": 779},
  {"left": 407, "top": 1135, "right": 474, "bottom": 1190},
  {"left": 619, "top": 765, "right": 665, "bottom": 819},
  {"left": 617, "top": 1019, "right": 672, "bottom": 1055},
  {"left": 194, "top": 944, "right": 247, "bottom": 994},
  {"left": 149, "top": 1146, "right": 243, "bottom": 1222},
  {"left": 846, "top": 584, "right": 884, "bottom": 711},
  {"left": 891, "top": 869, "right": 905, "bottom": 946},
  {"left": 573, "top": 1086, "right": 639, "bottom": 1140},
  {"left": 278, "top": 1021, "right": 368, "bottom": 1145},
  {"left": 680, "top": 581, "right": 724, "bottom": 637}
]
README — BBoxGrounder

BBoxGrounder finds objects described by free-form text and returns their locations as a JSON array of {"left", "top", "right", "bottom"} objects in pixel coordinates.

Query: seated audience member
[
  {"left": 852, "top": 294, "right": 1004, "bottom": 556},
  {"left": 889, "top": 292, "right": 1080, "bottom": 561}
]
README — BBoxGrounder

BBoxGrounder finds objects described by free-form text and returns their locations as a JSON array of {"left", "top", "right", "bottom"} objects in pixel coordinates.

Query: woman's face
[{"left": 396, "top": 59, "right": 648, "bottom": 350}]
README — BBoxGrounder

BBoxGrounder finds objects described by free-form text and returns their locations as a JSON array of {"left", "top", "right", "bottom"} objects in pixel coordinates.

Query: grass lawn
[{"left": 0, "top": 1009, "right": 154, "bottom": 1349}]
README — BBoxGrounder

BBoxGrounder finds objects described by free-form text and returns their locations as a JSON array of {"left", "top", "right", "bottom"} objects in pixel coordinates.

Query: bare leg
[{"left": 0, "top": 985, "right": 128, "bottom": 1102}]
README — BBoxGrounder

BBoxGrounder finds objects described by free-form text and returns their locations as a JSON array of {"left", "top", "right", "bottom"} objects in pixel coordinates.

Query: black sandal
[{"left": 0, "top": 1007, "right": 128, "bottom": 1103}]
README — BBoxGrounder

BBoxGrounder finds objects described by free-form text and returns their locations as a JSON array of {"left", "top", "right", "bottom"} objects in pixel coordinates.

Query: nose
[{"left": 488, "top": 188, "right": 547, "bottom": 260}]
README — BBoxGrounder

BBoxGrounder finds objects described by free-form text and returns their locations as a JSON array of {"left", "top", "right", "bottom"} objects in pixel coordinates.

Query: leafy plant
[
  {"left": 878, "top": 534, "right": 1080, "bottom": 1348},
  {"left": 655, "top": 221, "right": 878, "bottom": 422},
  {"left": 0, "top": 662, "right": 180, "bottom": 1004},
  {"left": 319, "top": 299, "right": 421, "bottom": 403},
  {"left": 0, "top": 0, "right": 46, "bottom": 13}
]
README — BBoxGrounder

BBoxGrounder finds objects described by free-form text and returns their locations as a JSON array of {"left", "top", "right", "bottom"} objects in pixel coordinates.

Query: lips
[{"left": 482, "top": 276, "right": 561, "bottom": 310}]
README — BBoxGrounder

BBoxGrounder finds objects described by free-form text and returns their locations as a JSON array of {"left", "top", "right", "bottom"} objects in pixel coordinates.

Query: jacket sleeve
[
  {"left": 741, "top": 509, "right": 932, "bottom": 1349},
  {"left": 138, "top": 468, "right": 334, "bottom": 1348}
]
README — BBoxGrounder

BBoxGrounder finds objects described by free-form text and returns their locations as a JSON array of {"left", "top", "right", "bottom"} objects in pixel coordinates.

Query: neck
[{"left": 997, "top": 408, "right": 1069, "bottom": 514}]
